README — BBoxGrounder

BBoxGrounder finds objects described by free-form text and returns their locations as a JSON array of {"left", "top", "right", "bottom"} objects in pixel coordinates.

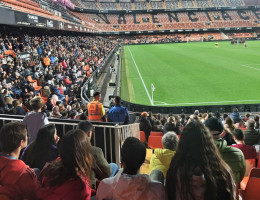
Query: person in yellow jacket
[
  {"left": 150, "top": 132, "right": 179, "bottom": 178},
  {"left": 87, "top": 91, "right": 105, "bottom": 122}
]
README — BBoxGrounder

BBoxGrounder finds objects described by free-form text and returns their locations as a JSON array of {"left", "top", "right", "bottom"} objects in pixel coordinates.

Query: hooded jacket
[
  {"left": 150, "top": 148, "right": 176, "bottom": 177},
  {"left": 96, "top": 171, "right": 166, "bottom": 200},
  {"left": 0, "top": 156, "right": 38, "bottom": 200},
  {"left": 214, "top": 138, "right": 245, "bottom": 183}
]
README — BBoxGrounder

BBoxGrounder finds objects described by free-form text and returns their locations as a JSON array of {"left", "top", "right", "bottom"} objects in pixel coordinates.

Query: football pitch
[{"left": 120, "top": 41, "right": 260, "bottom": 107}]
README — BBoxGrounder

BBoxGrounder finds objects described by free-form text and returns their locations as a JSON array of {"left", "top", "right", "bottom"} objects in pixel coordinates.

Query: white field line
[
  {"left": 154, "top": 99, "right": 260, "bottom": 106},
  {"left": 241, "top": 64, "right": 260, "bottom": 71},
  {"left": 127, "top": 46, "right": 153, "bottom": 105}
]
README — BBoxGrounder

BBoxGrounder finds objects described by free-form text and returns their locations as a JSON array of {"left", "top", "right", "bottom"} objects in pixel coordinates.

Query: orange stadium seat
[
  {"left": 240, "top": 159, "right": 256, "bottom": 190},
  {"left": 150, "top": 132, "right": 163, "bottom": 136},
  {"left": 239, "top": 168, "right": 260, "bottom": 200},
  {"left": 148, "top": 136, "right": 163, "bottom": 149}
]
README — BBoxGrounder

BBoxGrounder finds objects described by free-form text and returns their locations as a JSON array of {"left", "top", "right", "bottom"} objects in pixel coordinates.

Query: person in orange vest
[{"left": 87, "top": 91, "right": 105, "bottom": 122}]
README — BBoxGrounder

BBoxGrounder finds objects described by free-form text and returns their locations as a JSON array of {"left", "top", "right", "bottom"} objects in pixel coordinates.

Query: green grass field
[{"left": 121, "top": 41, "right": 260, "bottom": 106}]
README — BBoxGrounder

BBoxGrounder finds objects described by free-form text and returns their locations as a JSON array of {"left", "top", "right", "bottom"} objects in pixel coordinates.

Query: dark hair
[
  {"left": 114, "top": 96, "right": 121, "bottom": 104},
  {"left": 0, "top": 122, "right": 27, "bottom": 153},
  {"left": 79, "top": 112, "right": 87, "bottom": 120},
  {"left": 121, "top": 137, "right": 146, "bottom": 174},
  {"left": 41, "top": 129, "right": 92, "bottom": 187},
  {"left": 233, "top": 108, "right": 238, "bottom": 113},
  {"left": 22, "top": 124, "right": 57, "bottom": 169},
  {"left": 93, "top": 91, "right": 100, "bottom": 98},
  {"left": 223, "top": 113, "right": 228, "bottom": 120},
  {"left": 233, "top": 129, "right": 244, "bottom": 141},
  {"left": 166, "top": 120, "right": 235, "bottom": 200},
  {"left": 77, "top": 121, "right": 94, "bottom": 134},
  {"left": 225, "top": 117, "right": 236, "bottom": 130}
]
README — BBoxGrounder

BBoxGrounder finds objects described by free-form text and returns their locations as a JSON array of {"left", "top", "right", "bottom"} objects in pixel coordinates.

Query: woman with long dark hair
[
  {"left": 37, "top": 129, "right": 93, "bottom": 200},
  {"left": 166, "top": 120, "right": 236, "bottom": 200},
  {"left": 224, "top": 116, "right": 236, "bottom": 145},
  {"left": 22, "top": 124, "right": 58, "bottom": 170}
]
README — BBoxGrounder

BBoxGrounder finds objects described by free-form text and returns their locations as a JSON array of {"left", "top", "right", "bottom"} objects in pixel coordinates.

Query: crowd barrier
[
  {"left": 0, "top": 114, "right": 140, "bottom": 166},
  {"left": 81, "top": 45, "right": 119, "bottom": 104}
]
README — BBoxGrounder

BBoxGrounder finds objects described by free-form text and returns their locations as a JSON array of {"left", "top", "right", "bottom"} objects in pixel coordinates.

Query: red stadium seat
[
  {"left": 150, "top": 132, "right": 163, "bottom": 136},
  {"left": 139, "top": 131, "right": 146, "bottom": 143},
  {"left": 148, "top": 136, "right": 163, "bottom": 149},
  {"left": 239, "top": 168, "right": 260, "bottom": 200},
  {"left": 240, "top": 159, "right": 256, "bottom": 190}
]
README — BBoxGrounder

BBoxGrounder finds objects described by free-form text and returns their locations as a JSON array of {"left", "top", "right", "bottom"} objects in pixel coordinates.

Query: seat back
[
  {"left": 150, "top": 131, "right": 163, "bottom": 136},
  {"left": 249, "top": 168, "right": 260, "bottom": 178},
  {"left": 244, "top": 159, "right": 256, "bottom": 177},
  {"left": 242, "top": 177, "right": 260, "bottom": 200},
  {"left": 240, "top": 159, "right": 257, "bottom": 190},
  {"left": 148, "top": 136, "right": 163, "bottom": 149},
  {"left": 139, "top": 131, "right": 146, "bottom": 142}
]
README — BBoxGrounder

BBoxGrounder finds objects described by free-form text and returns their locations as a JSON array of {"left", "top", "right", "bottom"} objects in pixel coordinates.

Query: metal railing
[
  {"left": 0, "top": 114, "right": 139, "bottom": 166},
  {"left": 81, "top": 45, "right": 119, "bottom": 104}
]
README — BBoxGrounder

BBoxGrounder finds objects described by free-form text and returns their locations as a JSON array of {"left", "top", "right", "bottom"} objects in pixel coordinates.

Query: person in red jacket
[
  {"left": 0, "top": 122, "right": 38, "bottom": 200},
  {"left": 64, "top": 76, "right": 72, "bottom": 86},
  {"left": 37, "top": 129, "right": 93, "bottom": 200}
]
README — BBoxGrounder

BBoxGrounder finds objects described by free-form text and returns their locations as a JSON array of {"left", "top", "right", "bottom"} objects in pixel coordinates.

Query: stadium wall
[{"left": 0, "top": 6, "right": 93, "bottom": 33}]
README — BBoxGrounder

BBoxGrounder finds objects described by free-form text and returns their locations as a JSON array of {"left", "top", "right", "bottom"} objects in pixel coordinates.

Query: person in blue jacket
[{"left": 108, "top": 96, "right": 129, "bottom": 124}]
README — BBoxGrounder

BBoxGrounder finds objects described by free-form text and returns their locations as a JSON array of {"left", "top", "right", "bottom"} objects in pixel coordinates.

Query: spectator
[
  {"left": 205, "top": 117, "right": 245, "bottom": 184},
  {"left": 97, "top": 137, "right": 166, "bottom": 200},
  {"left": 230, "top": 108, "right": 242, "bottom": 123},
  {"left": 23, "top": 96, "right": 49, "bottom": 143},
  {"left": 87, "top": 91, "right": 105, "bottom": 122},
  {"left": 77, "top": 121, "right": 118, "bottom": 189},
  {"left": 53, "top": 85, "right": 66, "bottom": 102},
  {"left": 12, "top": 99, "right": 26, "bottom": 115},
  {"left": 231, "top": 129, "right": 257, "bottom": 159},
  {"left": 224, "top": 116, "right": 236, "bottom": 145},
  {"left": 50, "top": 105, "right": 62, "bottom": 118},
  {"left": 135, "top": 112, "right": 152, "bottom": 142},
  {"left": 21, "top": 124, "right": 59, "bottom": 170},
  {"left": 152, "top": 119, "right": 163, "bottom": 132},
  {"left": 244, "top": 119, "right": 260, "bottom": 146},
  {"left": 37, "top": 129, "right": 92, "bottom": 200},
  {"left": 236, "top": 119, "right": 246, "bottom": 129},
  {"left": 107, "top": 96, "right": 129, "bottom": 124},
  {"left": 0, "top": 122, "right": 38, "bottom": 199},
  {"left": 254, "top": 115, "right": 260, "bottom": 129},
  {"left": 163, "top": 116, "right": 181, "bottom": 135},
  {"left": 166, "top": 120, "right": 236, "bottom": 200},
  {"left": 243, "top": 113, "right": 250, "bottom": 122},
  {"left": 147, "top": 111, "right": 154, "bottom": 126},
  {"left": 222, "top": 113, "right": 228, "bottom": 124},
  {"left": 150, "top": 131, "right": 178, "bottom": 177}
]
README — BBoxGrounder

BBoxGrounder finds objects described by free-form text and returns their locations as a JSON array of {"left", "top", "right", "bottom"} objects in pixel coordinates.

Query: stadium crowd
[
  {"left": 0, "top": 33, "right": 116, "bottom": 119},
  {"left": 0, "top": 30, "right": 259, "bottom": 200},
  {"left": 0, "top": 100, "right": 260, "bottom": 199}
]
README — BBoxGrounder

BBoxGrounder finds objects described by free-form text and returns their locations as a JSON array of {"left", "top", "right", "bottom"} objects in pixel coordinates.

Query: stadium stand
[
  {"left": 72, "top": 9, "right": 260, "bottom": 32},
  {"left": 1, "top": 0, "right": 260, "bottom": 199}
]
